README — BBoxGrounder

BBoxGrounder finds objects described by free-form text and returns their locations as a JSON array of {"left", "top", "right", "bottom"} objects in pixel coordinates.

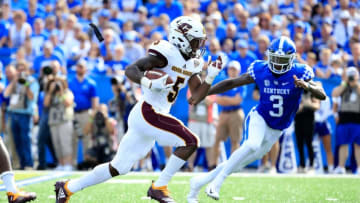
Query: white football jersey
[{"left": 143, "top": 40, "right": 203, "bottom": 113}]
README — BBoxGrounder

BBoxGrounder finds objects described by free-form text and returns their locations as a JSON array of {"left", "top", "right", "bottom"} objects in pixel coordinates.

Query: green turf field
[{"left": 0, "top": 172, "right": 359, "bottom": 203}]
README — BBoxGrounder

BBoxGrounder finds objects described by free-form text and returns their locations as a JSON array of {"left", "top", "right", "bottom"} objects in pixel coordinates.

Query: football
[{"left": 144, "top": 69, "right": 173, "bottom": 84}]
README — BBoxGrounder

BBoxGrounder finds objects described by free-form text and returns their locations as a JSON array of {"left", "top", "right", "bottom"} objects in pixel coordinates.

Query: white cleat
[
  {"left": 205, "top": 184, "right": 219, "bottom": 200},
  {"left": 187, "top": 177, "right": 203, "bottom": 203},
  {"left": 333, "top": 167, "right": 346, "bottom": 174}
]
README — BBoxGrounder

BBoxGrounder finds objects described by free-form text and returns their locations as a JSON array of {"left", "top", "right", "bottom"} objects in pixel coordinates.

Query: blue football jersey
[{"left": 247, "top": 60, "right": 314, "bottom": 130}]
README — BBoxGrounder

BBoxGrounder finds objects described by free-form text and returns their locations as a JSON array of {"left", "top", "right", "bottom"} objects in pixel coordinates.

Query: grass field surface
[{"left": 0, "top": 172, "right": 359, "bottom": 203}]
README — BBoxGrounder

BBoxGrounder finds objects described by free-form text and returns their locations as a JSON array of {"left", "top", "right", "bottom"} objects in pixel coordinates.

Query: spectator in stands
[
  {"left": 327, "top": 37, "right": 343, "bottom": 60},
  {"left": 85, "top": 42, "right": 105, "bottom": 74},
  {"left": 249, "top": 25, "right": 261, "bottom": 51},
  {"left": 231, "top": 40, "right": 257, "bottom": 74},
  {"left": 205, "top": 38, "right": 226, "bottom": 62},
  {"left": 4, "top": 60, "right": 39, "bottom": 169},
  {"left": 314, "top": 23, "right": 333, "bottom": 53},
  {"left": 70, "top": 32, "right": 90, "bottom": 63},
  {"left": 1, "top": 65, "right": 19, "bottom": 168},
  {"left": 315, "top": 48, "right": 332, "bottom": 79},
  {"left": 349, "top": 2, "right": 360, "bottom": 23},
  {"left": 31, "top": 18, "right": 47, "bottom": 56},
  {"left": 78, "top": 4, "right": 92, "bottom": 29},
  {"left": 134, "top": 6, "right": 149, "bottom": 33},
  {"left": 33, "top": 41, "right": 63, "bottom": 77},
  {"left": 303, "top": 34, "right": 315, "bottom": 54},
  {"left": 68, "top": 60, "right": 98, "bottom": 167},
  {"left": 187, "top": 71, "right": 217, "bottom": 171},
  {"left": 155, "top": 0, "right": 183, "bottom": 21},
  {"left": 259, "top": 13, "right": 271, "bottom": 37},
  {"left": 222, "top": 38, "right": 234, "bottom": 57},
  {"left": 334, "top": 10, "right": 356, "bottom": 48},
  {"left": 123, "top": 31, "right": 145, "bottom": 62},
  {"left": 295, "top": 85, "right": 320, "bottom": 174},
  {"left": 106, "top": 44, "right": 129, "bottom": 75},
  {"left": 37, "top": 65, "right": 58, "bottom": 170},
  {"left": 348, "top": 42, "right": 360, "bottom": 69},
  {"left": 44, "top": 76, "right": 74, "bottom": 171},
  {"left": 100, "top": 29, "right": 117, "bottom": 62},
  {"left": 82, "top": 104, "right": 116, "bottom": 169},
  {"left": 225, "top": 23, "right": 238, "bottom": 43},
  {"left": 269, "top": 18, "right": 281, "bottom": 41},
  {"left": 67, "top": 0, "right": 82, "bottom": 14},
  {"left": 209, "top": 61, "right": 245, "bottom": 169},
  {"left": 332, "top": 67, "right": 360, "bottom": 174},
  {"left": 9, "top": 10, "right": 32, "bottom": 48},
  {"left": 306, "top": 52, "right": 317, "bottom": 68},
  {"left": 209, "top": 12, "right": 226, "bottom": 43},
  {"left": 153, "top": 14, "right": 170, "bottom": 38},
  {"left": 236, "top": 10, "right": 251, "bottom": 40},
  {"left": 314, "top": 82, "right": 334, "bottom": 173},
  {"left": 27, "top": 0, "right": 45, "bottom": 27},
  {"left": 23, "top": 37, "right": 37, "bottom": 66},
  {"left": 44, "top": 15, "right": 57, "bottom": 36},
  {"left": 255, "top": 35, "right": 270, "bottom": 60}
]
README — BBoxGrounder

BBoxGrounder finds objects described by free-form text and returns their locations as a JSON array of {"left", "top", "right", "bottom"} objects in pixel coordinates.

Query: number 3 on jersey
[
  {"left": 167, "top": 76, "right": 185, "bottom": 103},
  {"left": 269, "top": 95, "right": 283, "bottom": 117}
]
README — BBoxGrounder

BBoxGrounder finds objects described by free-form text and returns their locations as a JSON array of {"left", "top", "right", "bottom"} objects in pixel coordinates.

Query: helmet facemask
[
  {"left": 267, "top": 50, "right": 295, "bottom": 74},
  {"left": 186, "top": 35, "right": 206, "bottom": 58}
]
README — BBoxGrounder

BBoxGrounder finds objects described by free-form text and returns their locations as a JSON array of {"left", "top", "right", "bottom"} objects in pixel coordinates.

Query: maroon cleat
[
  {"left": 147, "top": 181, "right": 176, "bottom": 203},
  {"left": 54, "top": 180, "right": 73, "bottom": 203},
  {"left": 7, "top": 190, "right": 36, "bottom": 203}
]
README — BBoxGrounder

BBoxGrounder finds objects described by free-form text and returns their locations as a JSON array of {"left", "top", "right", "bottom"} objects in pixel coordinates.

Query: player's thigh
[
  {"left": 111, "top": 129, "right": 154, "bottom": 174},
  {"left": 140, "top": 101, "right": 199, "bottom": 147},
  {"left": 243, "top": 109, "right": 267, "bottom": 151}
]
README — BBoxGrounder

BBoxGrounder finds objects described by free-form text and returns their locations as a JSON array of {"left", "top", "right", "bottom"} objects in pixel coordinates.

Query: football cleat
[
  {"left": 54, "top": 180, "right": 73, "bottom": 203},
  {"left": 7, "top": 190, "right": 36, "bottom": 203},
  {"left": 205, "top": 184, "right": 219, "bottom": 201},
  {"left": 147, "top": 181, "right": 176, "bottom": 203}
]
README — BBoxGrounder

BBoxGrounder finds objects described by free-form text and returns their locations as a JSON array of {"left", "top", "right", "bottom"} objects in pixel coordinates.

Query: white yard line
[{"left": 0, "top": 172, "right": 71, "bottom": 191}]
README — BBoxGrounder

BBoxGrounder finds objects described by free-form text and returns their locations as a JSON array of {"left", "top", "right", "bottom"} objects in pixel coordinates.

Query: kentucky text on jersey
[{"left": 263, "top": 88, "right": 290, "bottom": 95}]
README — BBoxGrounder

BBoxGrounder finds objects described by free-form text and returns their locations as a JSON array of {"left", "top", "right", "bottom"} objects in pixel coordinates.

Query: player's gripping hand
[
  {"left": 141, "top": 74, "right": 174, "bottom": 92},
  {"left": 205, "top": 56, "right": 223, "bottom": 85},
  {"left": 293, "top": 75, "right": 309, "bottom": 90}
]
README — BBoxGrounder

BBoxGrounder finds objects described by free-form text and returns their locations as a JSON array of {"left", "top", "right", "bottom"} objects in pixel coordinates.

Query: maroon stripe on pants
[{"left": 141, "top": 102, "right": 198, "bottom": 146}]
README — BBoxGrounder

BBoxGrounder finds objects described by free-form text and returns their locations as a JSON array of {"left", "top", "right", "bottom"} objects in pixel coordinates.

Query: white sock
[
  {"left": 1, "top": 171, "right": 17, "bottom": 193},
  {"left": 67, "top": 163, "right": 112, "bottom": 193},
  {"left": 328, "top": 165, "right": 334, "bottom": 173},
  {"left": 196, "top": 162, "right": 226, "bottom": 186},
  {"left": 212, "top": 145, "right": 254, "bottom": 190},
  {"left": 154, "top": 155, "right": 185, "bottom": 187}
]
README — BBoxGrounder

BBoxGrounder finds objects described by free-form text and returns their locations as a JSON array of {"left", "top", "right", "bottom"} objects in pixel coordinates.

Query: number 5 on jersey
[
  {"left": 269, "top": 95, "right": 283, "bottom": 117},
  {"left": 167, "top": 76, "right": 185, "bottom": 103}
]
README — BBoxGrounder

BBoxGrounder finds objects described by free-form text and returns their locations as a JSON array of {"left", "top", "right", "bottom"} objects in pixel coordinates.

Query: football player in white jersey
[{"left": 55, "top": 16, "right": 223, "bottom": 203}]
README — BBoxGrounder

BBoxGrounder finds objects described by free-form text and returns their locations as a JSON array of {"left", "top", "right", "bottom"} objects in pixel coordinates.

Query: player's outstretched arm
[
  {"left": 293, "top": 75, "right": 326, "bottom": 100},
  {"left": 188, "top": 56, "right": 223, "bottom": 105},
  {"left": 125, "top": 54, "right": 167, "bottom": 84},
  {"left": 208, "top": 73, "right": 254, "bottom": 95}
]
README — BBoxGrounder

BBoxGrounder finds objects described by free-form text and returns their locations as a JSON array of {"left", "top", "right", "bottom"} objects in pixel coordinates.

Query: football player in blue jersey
[{"left": 187, "top": 36, "right": 326, "bottom": 202}]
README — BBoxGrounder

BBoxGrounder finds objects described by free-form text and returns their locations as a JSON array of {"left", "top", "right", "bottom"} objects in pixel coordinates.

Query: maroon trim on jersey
[{"left": 141, "top": 102, "right": 198, "bottom": 146}]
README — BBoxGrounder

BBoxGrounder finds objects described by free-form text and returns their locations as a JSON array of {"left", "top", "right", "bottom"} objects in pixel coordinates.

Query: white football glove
[
  {"left": 205, "top": 56, "right": 223, "bottom": 84},
  {"left": 141, "top": 74, "right": 174, "bottom": 92}
]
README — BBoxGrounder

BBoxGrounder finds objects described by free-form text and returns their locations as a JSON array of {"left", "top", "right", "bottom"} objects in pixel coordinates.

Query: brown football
[{"left": 144, "top": 69, "right": 173, "bottom": 84}]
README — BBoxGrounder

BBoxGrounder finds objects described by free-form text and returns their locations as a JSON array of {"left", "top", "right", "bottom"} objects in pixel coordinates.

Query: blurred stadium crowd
[{"left": 0, "top": 0, "right": 359, "bottom": 174}]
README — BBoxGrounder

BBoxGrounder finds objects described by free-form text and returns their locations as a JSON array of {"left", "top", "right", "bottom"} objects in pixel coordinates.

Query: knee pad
[{"left": 243, "top": 140, "right": 261, "bottom": 153}]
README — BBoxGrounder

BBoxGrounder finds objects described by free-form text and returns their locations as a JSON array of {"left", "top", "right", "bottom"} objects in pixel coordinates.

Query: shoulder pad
[{"left": 148, "top": 40, "right": 176, "bottom": 60}]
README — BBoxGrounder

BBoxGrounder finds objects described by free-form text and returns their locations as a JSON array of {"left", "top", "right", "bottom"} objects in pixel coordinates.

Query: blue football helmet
[{"left": 266, "top": 36, "right": 296, "bottom": 74}]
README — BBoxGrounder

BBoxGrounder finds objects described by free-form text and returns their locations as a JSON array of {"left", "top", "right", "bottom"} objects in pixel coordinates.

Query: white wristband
[
  {"left": 140, "top": 77, "right": 152, "bottom": 89},
  {"left": 205, "top": 75, "right": 214, "bottom": 85}
]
